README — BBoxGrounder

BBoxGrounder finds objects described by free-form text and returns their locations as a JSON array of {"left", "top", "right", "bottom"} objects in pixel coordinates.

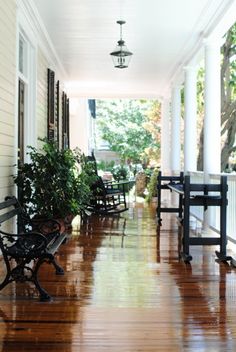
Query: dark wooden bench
[
  {"left": 157, "top": 171, "right": 184, "bottom": 224},
  {"left": 0, "top": 196, "right": 67, "bottom": 301},
  {"left": 169, "top": 175, "right": 231, "bottom": 263}
]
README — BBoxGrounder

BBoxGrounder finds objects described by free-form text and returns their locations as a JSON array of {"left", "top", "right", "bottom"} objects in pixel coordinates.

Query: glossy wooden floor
[{"left": 1, "top": 201, "right": 236, "bottom": 351}]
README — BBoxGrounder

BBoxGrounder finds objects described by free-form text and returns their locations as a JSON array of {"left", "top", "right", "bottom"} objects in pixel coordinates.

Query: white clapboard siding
[
  {"left": 0, "top": 0, "right": 16, "bottom": 200},
  {"left": 0, "top": 86, "right": 15, "bottom": 105},
  {"left": 0, "top": 119, "right": 14, "bottom": 133},
  {"left": 0, "top": 165, "right": 14, "bottom": 178},
  {"left": 0, "top": 134, "right": 15, "bottom": 150},
  {"left": 0, "top": 144, "right": 14, "bottom": 156},
  {"left": 0, "top": 0, "right": 16, "bottom": 23},
  {"left": 0, "top": 99, "right": 15, "bottom": 116},
  {"left": 0, "top": 61, "right": 15, "bottom": 86},
  {"left": 0, "top": 154, "right": 14, "bottom": 166}
]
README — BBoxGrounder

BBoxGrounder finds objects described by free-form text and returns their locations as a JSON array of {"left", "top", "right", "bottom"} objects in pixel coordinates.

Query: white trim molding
[{"left": 16, "top": 0, "right": 67, "bottom": 80}]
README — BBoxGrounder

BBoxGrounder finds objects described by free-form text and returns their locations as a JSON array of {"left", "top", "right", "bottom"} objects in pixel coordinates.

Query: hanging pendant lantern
[{"left": 110, "top": 20, "right": 133, "bottom": 69}]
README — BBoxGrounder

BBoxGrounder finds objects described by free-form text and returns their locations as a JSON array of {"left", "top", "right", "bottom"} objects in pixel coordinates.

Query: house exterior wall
[
  {"left": 0, "top": 0, "right": 17, "bottom": 199},
  {"left": 0, "top": 0, "right": 69, "bottom": 205}
]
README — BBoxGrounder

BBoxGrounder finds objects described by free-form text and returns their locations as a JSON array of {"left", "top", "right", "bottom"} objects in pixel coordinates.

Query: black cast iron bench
[{"left": 0, "top": 196, "right": 67, "bottom": 301}]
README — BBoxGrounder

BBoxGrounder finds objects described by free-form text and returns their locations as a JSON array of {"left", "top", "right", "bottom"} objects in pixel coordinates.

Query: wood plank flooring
[{"left": 0, "top": 201, "right": 236, "bottom": 351}]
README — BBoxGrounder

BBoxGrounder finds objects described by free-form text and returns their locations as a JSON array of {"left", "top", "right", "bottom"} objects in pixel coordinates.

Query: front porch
[
  {"left": 0, "top": 201, "right": 236, "bottom": 351},
  {"left": 1, "top": 1, "right": 236, "bottom": 350}
]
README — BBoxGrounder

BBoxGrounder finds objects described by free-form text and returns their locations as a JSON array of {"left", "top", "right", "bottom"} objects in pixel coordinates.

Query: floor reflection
[{"left": 0, "top": 203, "right": 236, "bottom": 350}]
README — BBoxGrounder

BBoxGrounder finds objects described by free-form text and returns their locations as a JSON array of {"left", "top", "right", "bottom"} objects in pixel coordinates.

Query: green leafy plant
[
  {"left": 14, "top": 140, "right": 91, "bottom": 219},
  {"left": 96, "top": 160, "right": 115, "bottom": 172},
  {"left": 145, "top": 168, "right": 159, "bottom": 203},
  {"left": 111, "top": 164, "right": 129, "bottom": 181}
]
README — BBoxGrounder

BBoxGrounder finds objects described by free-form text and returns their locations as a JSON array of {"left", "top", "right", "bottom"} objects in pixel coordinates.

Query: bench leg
[
  {"left": 33, "top": 255, "right": 64, "bottom": 300},
  {"left": 180, "top": 192, "right": 192, "bottom": 263},
  {"left": 156, "top": 173, "right": 162, "bottom": 224},
  {"left": 52, "top": 257, "right": 64, "bottom": 275},
  {"left": 33, "top": 259, "right": 52, "bottom": 301},
  {"left": 0, "top": 274, "right": 13, "bottom": 291},
  {"left": 0, "top": 259, "right": 52, "bottom": 301},
  {"left": 178, "top": 194, "right": 183, "bottom": 221}
]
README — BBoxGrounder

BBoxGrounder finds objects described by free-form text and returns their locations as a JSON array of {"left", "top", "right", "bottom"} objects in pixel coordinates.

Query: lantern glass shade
[
  {"left": 110, "top": 21, "right": 133, "bottom": 68},
  {"left": 110, "top": 43, "right": 133, "bottom": 68}
]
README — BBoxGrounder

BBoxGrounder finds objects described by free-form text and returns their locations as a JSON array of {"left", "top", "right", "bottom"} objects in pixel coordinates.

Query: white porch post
[
  {"left": 202, "top": 39, "right": 221, "bottom": 230},
  {"left": 161, "top": 98, "right": 171, "bottom": 174},
  {"left": 184, "top": 67, "right": 197, "bottom": 173},
  {"left": 171, "top": 86, "right": 181, "bottom": 173},
  {"left": 203, "top": 39, "right": 221, "bottom": 180},
  {"left": 70, "top": 98, "right": 90, "bottom": 155}
]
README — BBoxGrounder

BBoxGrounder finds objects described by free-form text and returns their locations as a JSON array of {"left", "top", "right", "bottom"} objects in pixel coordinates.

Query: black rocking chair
[
  {"left": 83, "top": 153, "right": 129, "bottom": 215},
  {"left": 86, "top": 176, "right": 129, "bottom": 215}
]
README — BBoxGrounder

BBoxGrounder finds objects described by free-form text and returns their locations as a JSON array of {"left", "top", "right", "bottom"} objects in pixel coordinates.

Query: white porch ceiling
[{"left": 32, "top": 0, "right": 235, "bottom": 98}]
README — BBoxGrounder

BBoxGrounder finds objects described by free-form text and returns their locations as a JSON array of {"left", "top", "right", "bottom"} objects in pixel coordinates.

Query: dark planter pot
[
  {"left": 63, "top": 214, "right": 75, "bottom": 232},
  {"left": 32, "top": 215, "right": 74, "bottom": 235}
]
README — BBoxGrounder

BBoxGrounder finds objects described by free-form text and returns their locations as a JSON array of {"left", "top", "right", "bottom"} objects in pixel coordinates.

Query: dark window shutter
[
  {"left": 88, "top": 99, "right": 96, "bottom": 118},
  {"left": 47, "top": 68, "right": 55, "bottom": 141},
  {"left": 62, "top": 92, "right": 70, "bottom": 149},
  {"left": 66, "top": 97, "right": 70, "bottom": 148},
  {"left": 56, "top": 80, "right": 60, "bottom": 147}
]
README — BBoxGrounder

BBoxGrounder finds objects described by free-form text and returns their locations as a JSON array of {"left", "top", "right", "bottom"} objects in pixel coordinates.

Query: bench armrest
[{"left": 0, "top": 230, "right": 48, "bottom": 257}]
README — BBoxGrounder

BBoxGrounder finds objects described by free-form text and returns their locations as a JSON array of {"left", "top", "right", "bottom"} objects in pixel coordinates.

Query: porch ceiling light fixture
[{"left": 110, "top": 20, "right": 133, "bottom": 69}]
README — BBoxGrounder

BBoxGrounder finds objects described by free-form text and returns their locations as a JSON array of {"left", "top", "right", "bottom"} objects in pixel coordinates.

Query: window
[
  {"left": 19, "top": 35, "right": 27, "bottom": 77},
  {"left": 17, "top": 28, "right": 36, "bottom": 162}
]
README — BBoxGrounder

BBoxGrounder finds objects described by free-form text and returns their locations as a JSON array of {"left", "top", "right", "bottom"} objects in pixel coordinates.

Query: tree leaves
[{"left": 96, "top": 99, "right": 161, "bottom": 165}]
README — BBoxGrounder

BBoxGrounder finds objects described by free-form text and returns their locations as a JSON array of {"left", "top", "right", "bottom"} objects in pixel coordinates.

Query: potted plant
[
  {"left": 111, "top": 164, "right": 129, "bottom": 182},
  {"left": 13, "top": 140, "right": 92, "bottom": 230},
  {"left": 146, "top": 168, "right": 159, "bottom": 203}
]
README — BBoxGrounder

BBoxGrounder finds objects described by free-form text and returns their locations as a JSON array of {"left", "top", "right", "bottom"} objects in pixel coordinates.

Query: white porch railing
[{"left": 188, "top": 171, "right": 236, "bottom": 244}]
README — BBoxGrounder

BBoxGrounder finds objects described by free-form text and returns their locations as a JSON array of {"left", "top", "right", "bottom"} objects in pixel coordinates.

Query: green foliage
[
  {"left": 111, "top": 164, "right": 129, "bottom": 181},
  {"left": 96, "top": 160, "right": 115, "bottom": 172},
  {"left": 143, "top": 168, "right": 153, "bottom": 179},
  {"left": 14, "top": 140, "right": 91, "bottom": 218},
  {"left": 196, "top": 66, "right": 205, "bottom": 114},
  {"left": 96, "top": 99, "right": 160, "bottom": 164},
  {"left": 145, "top": 168, "right": 159, "bottom": 203},
  {"left": 196, "top": 22, "right": 236, "bottom": 171},
  {"left": 220, "top": 22, "right": 236, "bottom": 170},
  {"left": 77, "top": 154, "right": 99, "bottom": 194}
]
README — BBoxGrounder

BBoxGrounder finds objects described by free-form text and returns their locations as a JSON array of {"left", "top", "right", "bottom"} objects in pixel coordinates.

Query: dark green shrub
[{"left": 14, "top": 140, "right": 91, "bottom": 218}]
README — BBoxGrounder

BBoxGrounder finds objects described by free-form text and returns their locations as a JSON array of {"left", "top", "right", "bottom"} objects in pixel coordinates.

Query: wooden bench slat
[
  {"left": 0, "top": 197, "right": 18, "bottom": 210},
  {"left": 47, "top": 233, "right": 67, "bottom": 254},
  {"left": 0, "top": 208, "right": 19, "bottom": 223}
]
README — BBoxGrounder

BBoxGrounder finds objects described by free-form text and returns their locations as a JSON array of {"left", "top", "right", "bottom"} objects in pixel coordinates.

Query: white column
[
  {"left": 171, "top": 86, "right": 181, "bottom": 173},
  {"left": 184, "top": 66, "right": 197, "bottom": 173},
  {"left": 202, "top": 39, "right": 221, "bottom": 230},
  {"left": 70, "top": 98, "right": 90, "bottom": 154},
  {"left": 203, "top": 39, "right": 221, "bottom": 180},
  {"left": 161, "top": 98, "right": 171, "bottom": 174}
]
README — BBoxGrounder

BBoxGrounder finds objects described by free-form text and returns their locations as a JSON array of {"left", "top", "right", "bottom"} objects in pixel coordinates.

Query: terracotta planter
[
  {"left": 31, "top": 214, "right": 75, "bottom": 235},
  {"left": 62, "top": 214, "right": 75, "bottom": 233}
]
